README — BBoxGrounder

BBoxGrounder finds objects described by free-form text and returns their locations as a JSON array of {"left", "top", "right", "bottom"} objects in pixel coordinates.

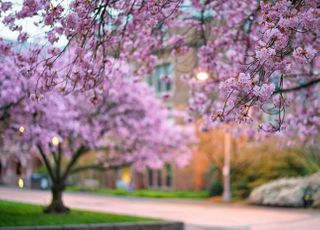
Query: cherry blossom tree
[
  {"left": 0, "top": 1, "right": 319, "bottom": 141},
  {"left": 0, "top": 2, "right": 195, "bottom": 214},
  {"left": 1, "top": 61, "right": 193, "bottom": 213},
  {"left": 1, "top": 0, "right": 319, "bottom": 142}
]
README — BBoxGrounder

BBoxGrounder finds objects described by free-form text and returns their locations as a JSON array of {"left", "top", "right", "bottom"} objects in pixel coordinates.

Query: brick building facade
[{"left": 70, "top": 44, "right": 225, "bottom": 192}]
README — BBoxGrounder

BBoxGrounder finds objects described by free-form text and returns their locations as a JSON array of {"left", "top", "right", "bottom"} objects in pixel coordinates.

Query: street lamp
[
  {"left": 19, "top": 126, "right": 25, "bottom": 134},
  {"left": 195, "top": 70, "right": 231, "bottom": 201},
  {"left": 196, "top": 71, "right": 209, "bottom": 81},
  {"left": 51, "top": 136, "right": 60, "bottom": 146},
  {"left": 18, "top": 178, "right": 24, "bottom": 189}
]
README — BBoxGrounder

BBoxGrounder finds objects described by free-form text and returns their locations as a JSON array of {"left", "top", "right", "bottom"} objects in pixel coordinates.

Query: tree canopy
[{"left": 0, "top": 0, "right": 319, "bottom": 143}]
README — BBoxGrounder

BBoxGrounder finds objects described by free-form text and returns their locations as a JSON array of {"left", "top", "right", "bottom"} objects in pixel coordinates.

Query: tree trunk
[{"left": 44, "top": 185, "right": 69, "bottom": 214}]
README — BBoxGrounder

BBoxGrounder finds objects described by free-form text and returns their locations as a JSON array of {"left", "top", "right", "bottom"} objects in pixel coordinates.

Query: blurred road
[{"left": 1, "top": 187, "right": 320, "bottom": 230}]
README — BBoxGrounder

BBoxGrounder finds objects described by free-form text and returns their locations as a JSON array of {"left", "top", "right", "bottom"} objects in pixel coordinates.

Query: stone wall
[{"left": 0, "top": 221, "right": 184, "bottom": 230}]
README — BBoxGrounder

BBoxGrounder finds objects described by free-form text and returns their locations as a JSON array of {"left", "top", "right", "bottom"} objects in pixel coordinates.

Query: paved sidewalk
[{"left": 0, "top": 187, "right": 320, "bottom": 230}]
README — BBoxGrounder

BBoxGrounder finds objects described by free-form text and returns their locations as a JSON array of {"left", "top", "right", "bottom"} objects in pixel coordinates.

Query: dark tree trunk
[{"left": 44, "top": 185, "right": 69, "bottom": 214}]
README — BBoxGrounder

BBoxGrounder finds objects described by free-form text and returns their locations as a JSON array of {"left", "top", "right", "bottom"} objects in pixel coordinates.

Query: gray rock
[{"left": 249, "top": 172, "right": 320, "bottom": 207}]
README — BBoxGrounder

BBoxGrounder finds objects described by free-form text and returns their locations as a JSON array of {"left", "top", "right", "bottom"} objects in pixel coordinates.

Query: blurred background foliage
[
  {"left": 204, "top": 142, "right": 320, "bottom": 200},
  {"left": 197, "top": 127, "right": 320, "bottom": 200}
]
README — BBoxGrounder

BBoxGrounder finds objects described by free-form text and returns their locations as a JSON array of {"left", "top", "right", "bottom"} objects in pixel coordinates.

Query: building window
[
  {"left": 157, "top": 170, "right": 162, "bottom": 187},
  {"left": 148, "top": 63, "right": 173, "bottom": 94},
  {"left": 121, "top": 167, "right": 131, "bottom": 184},
  {"left": 147, "top": 169, "right": 153, "bottom": 187},
  {"left": 16, "top": 161, "right": 22, "bottom": 176},
  {"left": 0, "top": 161, "right": 2, "bottom": 178},
  {"left": 165, "top": 164, "right": 173, "bottom": 188},
  {"left": 147, "top": 165, "right": 173, "bottom": 190}
]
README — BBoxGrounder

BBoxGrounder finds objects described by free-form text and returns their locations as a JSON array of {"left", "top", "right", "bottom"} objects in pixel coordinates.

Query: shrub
[
  {"left": 231, "top": 147, "right": 319, "bottom": 200},
  {"left": 205, "top": 166, "right": 223, "bottom": 196}
]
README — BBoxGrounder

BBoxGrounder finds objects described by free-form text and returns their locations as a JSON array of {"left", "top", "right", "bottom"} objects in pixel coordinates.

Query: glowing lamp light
[
  {"left": 196, "top": 71, "right": 209, "bottom": 81},
  {"left": 18, "top": 178, "right": 24, "bottom": 189},
  {"left": 122, "top": 167, "right": 131, "bottom": 184},
  {"left": 51, "top": 136, "right": 60, "bottom": 146},
  {"left": 19, "top": 126, "right": 25, "bottom": 134}
]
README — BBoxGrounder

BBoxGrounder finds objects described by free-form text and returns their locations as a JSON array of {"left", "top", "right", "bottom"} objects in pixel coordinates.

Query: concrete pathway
[{"left": 0, "top": 187, "right": 320, "bottom": 230}]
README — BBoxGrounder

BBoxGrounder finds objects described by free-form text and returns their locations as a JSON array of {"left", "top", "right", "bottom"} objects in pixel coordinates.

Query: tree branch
[
  {"left": 273, "top": 78, "right": 320, "bottom": 94},
  {"left": 55, "top": 144, "right": 62, "bottom": 181},
  {"left": 61, "top": 146, "right": 89, "bottom": 182},
  {"left": 36, "top": 144, "right": 56, "bottom": 183},
  {"left": 70, "top": 162, "right": 131, "bottom": 175}
]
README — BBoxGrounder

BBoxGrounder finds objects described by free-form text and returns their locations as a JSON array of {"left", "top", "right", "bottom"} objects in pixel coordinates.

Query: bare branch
[
  {"left": 273, "top": 78, "right": 320, "bottom": 94},
  {"left": 37, "top": 144, "right": 56, "bottom": 183},
  {"left": 61, "top": 146, "right": 89, "bottom": 182}
]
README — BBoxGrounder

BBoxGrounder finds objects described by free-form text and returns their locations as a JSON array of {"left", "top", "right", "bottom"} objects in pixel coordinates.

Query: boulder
[{"left": 249, "top": 172, "right": 320, "bottom": 207}]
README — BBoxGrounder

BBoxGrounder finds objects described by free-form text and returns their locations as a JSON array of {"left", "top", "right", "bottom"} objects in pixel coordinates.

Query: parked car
[{"left": 30, "top": 173, "right": 50, "bottom": 190}]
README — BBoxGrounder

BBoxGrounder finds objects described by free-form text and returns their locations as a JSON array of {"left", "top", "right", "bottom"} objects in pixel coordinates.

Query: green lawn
[
  {"left": 67, "top": 186, "right": 209, "bottom": 199},
  {"left": 0, "top": 200, "right": 156, "bottom": 227}
]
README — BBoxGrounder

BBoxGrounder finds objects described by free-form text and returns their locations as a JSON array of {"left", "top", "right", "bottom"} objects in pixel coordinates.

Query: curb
[{"left": 0, "top": 221, "right": 184, "bottom": 230}]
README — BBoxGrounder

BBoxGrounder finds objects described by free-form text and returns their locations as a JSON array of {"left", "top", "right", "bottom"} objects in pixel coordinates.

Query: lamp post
[
  {"left": 195, "top": 71, "right": 232, "bottom": 202},
  {"left": 223, "top": 132, "right": 232, "bottom": 202}
]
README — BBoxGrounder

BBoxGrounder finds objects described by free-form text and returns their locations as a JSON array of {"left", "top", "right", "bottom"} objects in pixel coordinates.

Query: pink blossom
[
  {"left": 1, "top": 2, "right": 12, "bottom": 11},
  {"left": 47, "top": 31, "right": 59, "bottom": 44},
  {"left": 17, "top": 32, "right": 29, "bottom": 42}
]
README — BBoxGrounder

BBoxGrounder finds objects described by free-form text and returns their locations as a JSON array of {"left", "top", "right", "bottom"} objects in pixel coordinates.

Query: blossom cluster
[
  {"left": 0, "top": 0, "right": 182, "bottom": 90},
  {"left": 173, "top": 0, "right": 320, "bottom": 142}
]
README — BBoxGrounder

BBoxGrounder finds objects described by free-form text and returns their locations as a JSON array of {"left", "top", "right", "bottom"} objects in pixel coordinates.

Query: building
[
  {"left": 0, "top": 146, "right": 43, "bottom": 188},
  {"left": 71, "top": 37, "right": 222, "bottom": 192}
]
